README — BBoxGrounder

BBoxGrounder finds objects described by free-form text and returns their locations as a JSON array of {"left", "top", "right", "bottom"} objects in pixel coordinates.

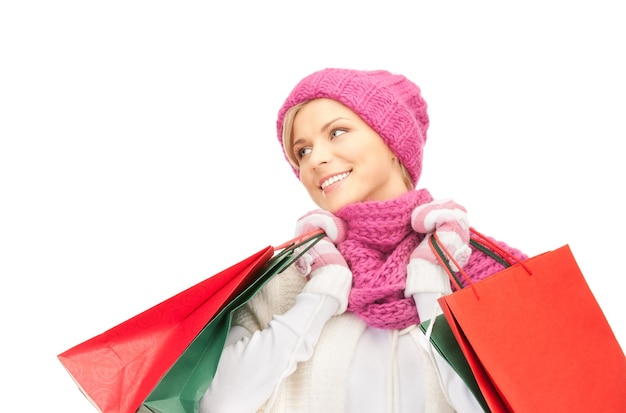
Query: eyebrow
[{"left": 292, "top": 117, "right": 348, "bottom": 147}]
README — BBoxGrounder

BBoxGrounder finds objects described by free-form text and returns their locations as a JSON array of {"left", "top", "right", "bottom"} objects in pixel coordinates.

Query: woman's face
[{"left": 291, "top": 98, "right": 409, "bottom": 213}]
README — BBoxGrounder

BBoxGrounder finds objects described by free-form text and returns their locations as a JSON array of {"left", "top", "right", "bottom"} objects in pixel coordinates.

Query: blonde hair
[
  {"left": 395, "top": 158, "right": 415, "bottom": 190},
  {"left": 281, "top": 101, "right": 309, "bottom": 170},
  {"left": 282, "top": 100, "right": 414, "bottom": 190}
]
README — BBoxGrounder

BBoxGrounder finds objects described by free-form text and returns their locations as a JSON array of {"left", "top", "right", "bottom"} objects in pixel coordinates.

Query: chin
[
  {"left": 319, "top": 196, "right": 362, "bottom": 214},
  {"left": 311, "top": 197, "right": 340, "bottom": 214}
]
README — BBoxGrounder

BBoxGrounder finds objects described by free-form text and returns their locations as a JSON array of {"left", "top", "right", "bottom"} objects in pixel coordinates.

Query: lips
[{"left": 320, "top": 171, "right": 351, "bottom": 190}]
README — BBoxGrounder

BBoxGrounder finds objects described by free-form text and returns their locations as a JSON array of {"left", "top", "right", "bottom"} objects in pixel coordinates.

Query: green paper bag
[
  {"left": 419, "top": 315, "right": 490, "bottom": 412},
  {"left": 138, "top": 234, "right": 321, "bottom": 413},
  {"left": 417, "top": 235, "right": 512, "bottom": 413}
]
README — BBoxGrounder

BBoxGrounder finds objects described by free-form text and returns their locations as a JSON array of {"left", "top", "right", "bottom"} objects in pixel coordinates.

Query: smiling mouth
[{"left": 320, "top": 172, "right": 351, "bottom": 190}]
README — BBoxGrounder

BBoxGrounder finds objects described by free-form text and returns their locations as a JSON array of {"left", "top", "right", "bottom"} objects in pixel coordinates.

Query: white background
[{"left": 1, "top": 1, "right": 624, "bottom": 411}]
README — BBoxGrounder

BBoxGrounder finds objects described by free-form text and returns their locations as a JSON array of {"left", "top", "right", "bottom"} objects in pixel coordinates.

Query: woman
[{"left": 199, "top": 68, "right": 526, "bottom": 412}]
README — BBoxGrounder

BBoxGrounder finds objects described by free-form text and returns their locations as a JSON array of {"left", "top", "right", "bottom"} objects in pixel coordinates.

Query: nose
[{"left": 308, "top": 140, "right": 332, "bottom": 167}]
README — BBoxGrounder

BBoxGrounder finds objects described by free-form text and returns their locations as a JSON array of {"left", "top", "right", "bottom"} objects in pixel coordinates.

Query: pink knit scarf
[{"left": 334, "top": 189, "right": 433, "bottom": 330}]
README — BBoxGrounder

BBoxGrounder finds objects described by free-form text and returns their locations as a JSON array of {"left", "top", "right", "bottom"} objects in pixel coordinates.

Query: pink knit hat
[{"left": 276, "top": 68, "right": 429, "bottom": 186}]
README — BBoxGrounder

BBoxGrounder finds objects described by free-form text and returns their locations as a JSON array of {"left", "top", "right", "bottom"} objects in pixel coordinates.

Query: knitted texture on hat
[
  {"left": 333, "top": 189, "right": 529, "bottom": 330},
  {"left": 277, "top": 68, "right": 429, "bottom": 186}
]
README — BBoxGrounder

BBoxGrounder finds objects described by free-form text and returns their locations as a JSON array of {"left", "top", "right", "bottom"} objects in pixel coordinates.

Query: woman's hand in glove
[
  {"left": 405, "top": 199, "right": 472, "bottom": 320},
  {"left": 294, "top": 209, "right": 352, "bottom": 314}
]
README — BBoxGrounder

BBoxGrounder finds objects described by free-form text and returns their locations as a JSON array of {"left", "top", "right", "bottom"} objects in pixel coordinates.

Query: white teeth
[{"left": 321, "top": 172, "right": 350, "bottom": 190}]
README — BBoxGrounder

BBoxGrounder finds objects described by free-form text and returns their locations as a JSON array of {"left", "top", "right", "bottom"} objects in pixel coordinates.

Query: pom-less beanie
[{"left": 276, "top": 68, "right": 429, "bottom": 186}]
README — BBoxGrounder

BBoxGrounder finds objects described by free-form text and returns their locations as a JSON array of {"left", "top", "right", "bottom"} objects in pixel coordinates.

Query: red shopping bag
[
  {"left": 433, "top": 229, "right": 626, "bottom": 413},
  {"left": 58, "top": 230, "right": 323, "bottom": 413}
]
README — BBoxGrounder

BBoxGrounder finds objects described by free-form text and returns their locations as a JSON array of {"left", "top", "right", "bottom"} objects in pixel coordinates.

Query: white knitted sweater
[{"left": 228, "top": 264, "right": 478, "bottom": 413}]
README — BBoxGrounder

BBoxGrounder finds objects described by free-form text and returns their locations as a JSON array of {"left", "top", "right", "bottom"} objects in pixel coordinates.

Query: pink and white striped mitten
[
  {"left": 294, "top": 209, "right": 352, "bottom": 314},
  {"left": 405, "top": 199, "right": 472, "bottom": 320}
]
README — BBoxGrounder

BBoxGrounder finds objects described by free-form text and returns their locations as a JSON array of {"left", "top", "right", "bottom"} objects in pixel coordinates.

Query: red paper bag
[
  {"left": 434, "top": 230, "right": 626, "bottom": 412},
  {"left": 58, "top": 246, "right": 274, "bottom": 413}
]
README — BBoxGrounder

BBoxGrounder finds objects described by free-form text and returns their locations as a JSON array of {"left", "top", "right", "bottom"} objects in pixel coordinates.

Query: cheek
[
  {"left": 299, "top": 171, "right": 318, "bottom": 193},
  {"left": 366, "top": 155, "right": 396, "bottom": 182}
]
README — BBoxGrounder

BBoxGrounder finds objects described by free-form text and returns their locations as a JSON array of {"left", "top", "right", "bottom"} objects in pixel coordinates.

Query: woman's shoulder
[{"left": 233, "top": 263, "right": 306, "bottom": 330}]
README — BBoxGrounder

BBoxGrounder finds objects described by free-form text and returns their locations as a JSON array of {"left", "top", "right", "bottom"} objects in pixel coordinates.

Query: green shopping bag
[
  {"left": 138, "top": 231, "right": 324, "bottom": 413},
  {"left": 419, "top": 314, "right": 490, "bottom": 412},
  {"left": 136, "top": 309, "right": 231, "bottom": 413},
  {"left": 418, "top": 235, "right": 511, "bottom": 413}
]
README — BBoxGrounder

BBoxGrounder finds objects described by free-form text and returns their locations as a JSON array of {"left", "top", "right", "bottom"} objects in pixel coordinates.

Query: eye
[
  {"left": 331, "top": 128, "right": 347, "bottom": 138},
  {"left": 296, "top": 146, "right": 312, "bottom": 159}
]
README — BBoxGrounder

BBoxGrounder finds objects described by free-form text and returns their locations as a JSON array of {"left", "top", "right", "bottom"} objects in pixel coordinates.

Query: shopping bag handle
[
  {"left": 429, "top": 227, "right": 532, "bottom": 299},
  {"left": 273, "top": 229, "right": 325, "bottom": 251},
  {"left": 267, "top": 229, "right": 326, "bottom": 276},
  {"left": 469, "top": 228, "right": 525, "bottom": 267}
]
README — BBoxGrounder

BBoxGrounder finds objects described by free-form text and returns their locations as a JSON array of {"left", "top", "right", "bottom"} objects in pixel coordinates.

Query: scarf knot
[{"left": 334, "top": 189, "right": 433, "bottom": 330}]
